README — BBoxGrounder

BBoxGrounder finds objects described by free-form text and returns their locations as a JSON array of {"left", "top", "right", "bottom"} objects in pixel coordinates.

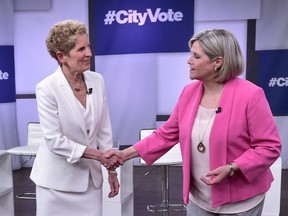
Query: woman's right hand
[
  {"left": 98, "top": 150, "right": 124, "bottom": 169},
  {"left": 82, "top": 148, "right": 124, "bottom": 169}
]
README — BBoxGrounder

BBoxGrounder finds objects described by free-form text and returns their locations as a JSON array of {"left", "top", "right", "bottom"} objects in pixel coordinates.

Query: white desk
[
  {"left": 102, "top": 159, "right": 134, "bottom": 216},
  {"left": 262, "top": 157, "right": 282, "bottom": 216},
  {"left": 0, "top": 150, "right": 14, "bottom": 216}
]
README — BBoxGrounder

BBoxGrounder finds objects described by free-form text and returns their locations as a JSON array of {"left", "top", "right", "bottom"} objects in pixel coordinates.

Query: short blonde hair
[
  {"left": 188, "top": 29, "right": 244, "bottom": 83},
  {"left": 46, "top": 19, "right": 88, "bottom": 60}
]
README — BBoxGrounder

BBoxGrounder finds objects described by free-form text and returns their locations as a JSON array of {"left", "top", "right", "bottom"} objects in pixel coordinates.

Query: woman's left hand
[
  {"left": 200, "top": 164, "right": 231, "bottom": 186},
  {"left": 107, "top": 173, "right": 120, "bottom": 198}
]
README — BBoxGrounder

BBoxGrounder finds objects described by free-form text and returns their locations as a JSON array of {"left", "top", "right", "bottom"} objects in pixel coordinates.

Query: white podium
[
  {"left": 102, "top": 159, "right": 134, "bottom": 216},
  {"left": 262, "top": 157, "right": 282, "bottom": 216}
]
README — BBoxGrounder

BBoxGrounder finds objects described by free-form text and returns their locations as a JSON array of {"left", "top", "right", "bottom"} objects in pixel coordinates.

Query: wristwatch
[
  {"left": 228, "top": 163, "right": 235, "bottom": 176},
  {"left": 108, "top": 169, "right": 118, "bottom": 175}
]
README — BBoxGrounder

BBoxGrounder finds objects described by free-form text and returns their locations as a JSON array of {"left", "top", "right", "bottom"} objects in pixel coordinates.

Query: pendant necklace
[
  {"left": 67, "top": 76, "right": 84, "bottom": 92},
  {"left": 197, "top": 108, "right": 215, "bottom": 153},
  {"left": 197, "top": 88, "right": 223, "bottom": 153}
]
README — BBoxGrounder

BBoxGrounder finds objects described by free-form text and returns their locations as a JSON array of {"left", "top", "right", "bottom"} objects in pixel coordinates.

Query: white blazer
[{"left": 30, "top": 67, "right": 113, "bottom": 192}]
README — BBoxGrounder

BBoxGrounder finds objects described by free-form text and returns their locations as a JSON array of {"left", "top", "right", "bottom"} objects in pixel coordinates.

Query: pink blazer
[{"left": 134, "top": 77, "right": 281, "bottom": 207}]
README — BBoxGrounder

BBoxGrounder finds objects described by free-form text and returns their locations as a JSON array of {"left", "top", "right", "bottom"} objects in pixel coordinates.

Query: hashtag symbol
[
  {"left": 268, "top": 77, "right": 277, "bottom": 87},
  {"left": 104, "top": 11, "right": 116, "bottom": 25}
]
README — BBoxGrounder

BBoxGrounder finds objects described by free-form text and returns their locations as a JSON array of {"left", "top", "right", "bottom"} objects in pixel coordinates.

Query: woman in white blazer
[{"left": 30, "top": 20, "right": 123, "bottom": 216}]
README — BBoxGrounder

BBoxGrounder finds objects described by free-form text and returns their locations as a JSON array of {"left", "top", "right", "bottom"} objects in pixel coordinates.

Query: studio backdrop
[
  {"left": 0, "top": 0, "right": 21, "bottom": 169},
  {"left": 253, "top": 0, "right": 288, "bottom": 168},
  {"left": 90, "top": 0, "right": 194, "bottom": 146}
]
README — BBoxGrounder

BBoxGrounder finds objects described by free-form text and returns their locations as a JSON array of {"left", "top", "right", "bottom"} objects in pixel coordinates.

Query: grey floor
[{"left": 13, "top": 166, "right": 288, "bottom": 216}]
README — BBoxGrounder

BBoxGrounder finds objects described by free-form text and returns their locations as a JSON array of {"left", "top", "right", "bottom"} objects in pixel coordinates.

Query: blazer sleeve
[
  {"left": 133, "top": 82, "right": 200, "bottom": 164},
  {"left": 234, "top": 87, "right": 281, "bottom": 182},
  {"left": 134, "top": 98, "right": 182, "bottom": 165},
  {"left": 36, "top": 80, "right": 87, "bottom": 163}
]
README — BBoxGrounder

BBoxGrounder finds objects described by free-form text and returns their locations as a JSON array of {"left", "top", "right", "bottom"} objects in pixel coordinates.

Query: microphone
[
  {"left": 216, "top": 107, "right": 222, "bottom": 114},
  {"left": 87, "top": 88, "right": 93, "bottom": 95}
]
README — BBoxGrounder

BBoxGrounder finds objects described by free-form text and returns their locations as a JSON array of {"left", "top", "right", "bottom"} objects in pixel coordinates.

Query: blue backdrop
[
  {"left": 93, "top": 0, "right": 194, "bottom": 55},
  {"left": 258, "top": 50, "right": 288, "bottom": 116},
  {"left": 0, "top": 45, "right": 16, "bottom": 103}
]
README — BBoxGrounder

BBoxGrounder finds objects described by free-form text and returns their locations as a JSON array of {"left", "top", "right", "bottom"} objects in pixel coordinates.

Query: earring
[{"left": 214, "top": 67, "right": 217, "bottom": 72}]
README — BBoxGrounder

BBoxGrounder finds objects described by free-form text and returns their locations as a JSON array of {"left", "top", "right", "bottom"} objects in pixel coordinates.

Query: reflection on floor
[{"left": 13, "top": 166, "right": 288, "bottom": 216}]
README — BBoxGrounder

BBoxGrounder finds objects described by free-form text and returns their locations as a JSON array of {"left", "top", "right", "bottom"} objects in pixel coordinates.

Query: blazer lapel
[
  {"left": 55, "top": 67, "right": 87, "bottom": 135},
  {"left": 83, "top": 72, "right": 97, "bottom": 137},
  {"left": 181, "top": 83, "right": 203, "bottom": 170},
  {"left": 209, "top": 79, "right": 237, "bottom": 169}
]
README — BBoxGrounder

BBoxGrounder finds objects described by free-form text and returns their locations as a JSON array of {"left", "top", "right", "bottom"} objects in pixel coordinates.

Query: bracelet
[
  {"left": 108, "top": 170, "right": 117, "bottom": 175},
  {"left": 228, "top": 163, "right": 235, "bottom": 176}
]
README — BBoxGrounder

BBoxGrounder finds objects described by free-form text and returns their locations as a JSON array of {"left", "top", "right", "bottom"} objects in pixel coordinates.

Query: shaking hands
[
  {"left": 98, "top": 148, "right": 124, "bottom": 169},
  {"left": 101, "top": 146, "right": 139, "bottom": 169}
]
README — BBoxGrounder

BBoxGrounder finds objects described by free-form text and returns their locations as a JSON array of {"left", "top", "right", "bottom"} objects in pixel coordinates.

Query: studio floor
[{"left": 12, "top": 166, "right": 288, "bottom": 216}]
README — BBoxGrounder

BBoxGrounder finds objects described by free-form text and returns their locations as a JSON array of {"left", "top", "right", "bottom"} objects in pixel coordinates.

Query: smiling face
[
  {"left": 187, "top": 41, "right": 216, "bottom": 82},
  {"left": 57, "top": 34, "right": 92, "bottom": 74}
]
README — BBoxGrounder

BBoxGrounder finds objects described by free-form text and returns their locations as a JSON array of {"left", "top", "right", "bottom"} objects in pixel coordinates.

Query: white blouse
[
  {"left": 76, "top": 95, "right": 92, "bottom": 134},
  {"left": 190, "top": 106, "right": 264, "bottom": 214}
]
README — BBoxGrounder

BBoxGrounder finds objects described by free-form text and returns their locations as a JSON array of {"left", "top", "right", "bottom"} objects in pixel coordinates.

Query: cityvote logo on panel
[
  {"left": 93, "top": 0, "right": 194, "bottom": 55},
  {"left": 104, "top": 8, "right": 183, "bottom": 26},
  {"left": 268, "top": 77, "right": 288, "bottom": 87},
  {"left": 0, "top": 45, "right": 16, "bottom": 103},
  {"left": 0, "top": 70, "right": 9, "bottom": 81},
  {"left": 258, "top": 50, "right": 288, "bottom": 115}
]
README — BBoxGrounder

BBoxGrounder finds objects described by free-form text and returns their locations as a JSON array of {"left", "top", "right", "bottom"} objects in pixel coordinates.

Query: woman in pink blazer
[{"left": 107, "top": 29, "right": 281, "bottom": 215}]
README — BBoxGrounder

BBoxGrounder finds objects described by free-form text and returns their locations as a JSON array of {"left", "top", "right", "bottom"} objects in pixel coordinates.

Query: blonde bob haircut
[
  {"left": 46, "top": 19, "right": 88, "bottom": 61},
  {"left": 188, "top": 29, "right": 244, "bottom": 83}
]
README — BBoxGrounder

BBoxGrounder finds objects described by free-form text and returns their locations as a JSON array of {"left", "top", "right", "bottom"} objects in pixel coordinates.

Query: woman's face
[
  {"left": 187, "top": 41, "right": 215, "bottom": 81},
  {"left": 63, "top": 34, "right": 92, "bottom": 74}
]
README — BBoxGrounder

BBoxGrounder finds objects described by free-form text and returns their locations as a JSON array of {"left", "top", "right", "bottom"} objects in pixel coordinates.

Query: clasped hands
[{"left": 99, "top": 148, "right": 124, "bottom": 170}]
